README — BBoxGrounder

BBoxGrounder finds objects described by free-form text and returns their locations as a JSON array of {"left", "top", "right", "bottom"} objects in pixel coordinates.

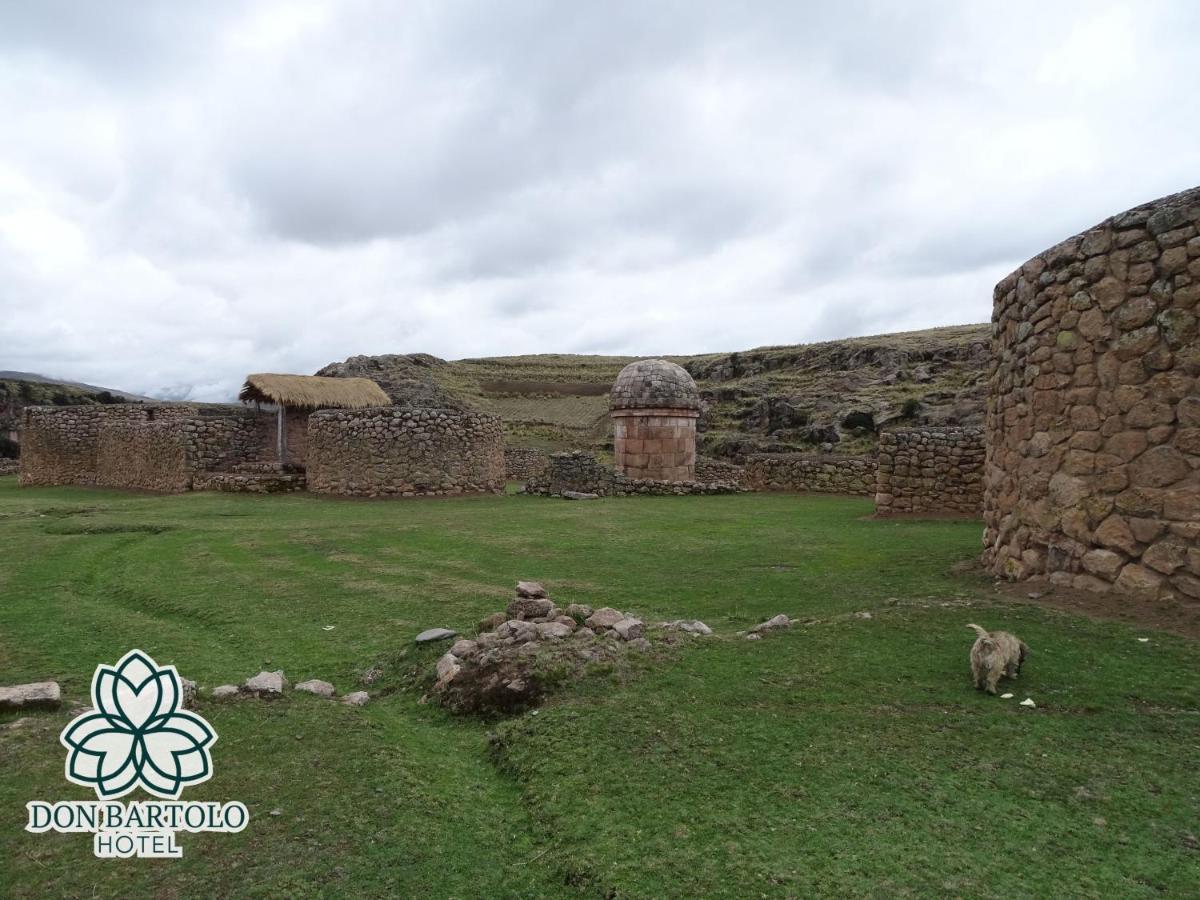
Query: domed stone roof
[{"left": 610, "top": 359, "right": 701, "bottom": 412}]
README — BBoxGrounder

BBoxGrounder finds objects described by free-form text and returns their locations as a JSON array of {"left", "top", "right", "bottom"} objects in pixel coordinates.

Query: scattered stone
[
  {"left": 507, "top": 597, "right": 555, "bottom": 620},
  {"left": 613, "top": 618, "right": 645, "bottom": 641},
  {"left": 749, "top": 614, "right": 791, "bottom": 636},
  {"left": 360, "top": 665, "right": 383, "bottom": 685},
  {"left": 211, "top": 684, "right": 239, "bottom": 699},
  {"left": 243, "top": 671, "right": 287, "bottom": 697},
  {"left": 435, "top": 653, "right": 461, "bottom": 683},
  {"left": 415, "top": 627, "right": 457, "bottom": 643},
  {"left": 627, "top": 637, "right": 652, "bottom": 652},
  {"left": 0, "top": 682, "right": 61, "bottom": 711},
  {"left": 585, "top": 607, "right": 626, "bottom": 630},
  {"left": 341, "top": 691, "right": 370, "bottom": 707},
  {"left": 1020, "top": 698, "right": 1037, "bottom": 708},
  {"left": 855, "top": 611, "right": 873, "bottom": 620},
  {"left": 269, "top": 809, "right": 282, "bottom": 817},
  {"left": 1000, "top": 693, "right": 1014, "bottom": 699},
  {"left": 574, "top": 627, "right": 595, "bottom": 639},
  {"left": 295, "top": 679, "right": 336, "bottom": 698},
  {"left": 449, "top": 639, "right": 479, "bottom": 659},
  {"left": 564, "top": 603, "right": 593, "bottom": 621},
  {"left": 562, "top": 491, "right": 600, "bottom": 500},
  {"left": 553, "top": 615, "right": 577, "bottom": 629},
  {"left": 745, "top": 633, "right": 763, "bottom": 641}
]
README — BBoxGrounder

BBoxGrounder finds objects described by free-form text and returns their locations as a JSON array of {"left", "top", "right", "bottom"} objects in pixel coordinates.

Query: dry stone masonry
[
  {"left": 306, "top": 407, "right": 505, "bottom": 497},
  {"left": 744, "top": 453, "right": 875, "bottom": 495},
  {"left": 875, "top": 427, "right": 984, "bottom": 516},
  {"left": 20, "top": 404, "right": 275, "bottom": 492},
  {"left": 983, "top": 186, "right": 1200, "bottom": 601},
  {"left": 524, "top": 450, "right": 744, "bottom": 497},
  {"left": 610, "top": 359, "right": 701, "bottom": 482},
  {"left": 503, "top": 447, "right": 548, "bottom": 481}
]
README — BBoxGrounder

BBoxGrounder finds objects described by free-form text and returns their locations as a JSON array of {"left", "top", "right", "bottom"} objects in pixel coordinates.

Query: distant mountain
[{"left": 0, "top": 372, "right": 154, "bottom": 401}]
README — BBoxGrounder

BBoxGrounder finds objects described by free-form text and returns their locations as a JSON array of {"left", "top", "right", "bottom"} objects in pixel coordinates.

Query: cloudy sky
[{"left": 1, "top": 1, "right": 1197, "bottom": 400}]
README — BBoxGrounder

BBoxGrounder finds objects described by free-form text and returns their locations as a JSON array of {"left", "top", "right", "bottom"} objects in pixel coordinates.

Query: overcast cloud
[{"left": 1, "top": 1, "right": 1197, "bottom": 400}]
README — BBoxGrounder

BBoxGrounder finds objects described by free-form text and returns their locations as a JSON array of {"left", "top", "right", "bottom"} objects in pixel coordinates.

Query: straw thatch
[{"left": 239, "top": 374, "right": 390, "bottom": 410}]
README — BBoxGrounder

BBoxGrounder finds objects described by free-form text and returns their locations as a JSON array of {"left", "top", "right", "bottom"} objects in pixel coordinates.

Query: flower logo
[{"left": 60, "top": 650, "right": 216, "bottom": 799}]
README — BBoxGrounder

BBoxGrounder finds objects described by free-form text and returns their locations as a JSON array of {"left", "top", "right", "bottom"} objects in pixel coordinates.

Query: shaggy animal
[{"left": 966, "top": 624, "right": 1029, "bottom": 695}]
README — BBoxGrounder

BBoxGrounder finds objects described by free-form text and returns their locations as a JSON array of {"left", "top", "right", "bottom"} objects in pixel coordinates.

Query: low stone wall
[
  {"left": 744, "top": 453, "right": 875, "bottom": 495},
  {"left": 524, "top": 451, "right": 744, "bottom": 497},
  {"left": 874, "top": 427, "right": 984, "bottom": 516},
  {"left": 192, "top": 472, "right": 307, "bottom": 493},
  {"left": 0, "top": 458, "right": 18, "bottom": 476},
  {"left": 504, "top": 447, "right": 548, "bottom": 481},
  {"left": 306, "top": 407, "right": 505, "bottom": 497},
  {"left": 695, "top": 457, "right": 748, "bottom": 486}
]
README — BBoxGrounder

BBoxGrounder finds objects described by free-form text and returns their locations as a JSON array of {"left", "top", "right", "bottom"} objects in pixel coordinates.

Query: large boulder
[
  {"left": 748, "top": 614, "right": 791, "bottom": 637},
  {"left": 507, "top": 597, "right": 555, "bottom": 620},
  {"left": 585, "top": 607, "right": 626, "bottom": 630},
  {"left": 295, "top": 679, "right": 336, "bottom": 698},
  {"left": 415, "top": 627, "right": 457, "bottom": 643},
  {"left": 613, "top": 618, "right": 645, "bottom": 641},
  {"left": 0, "top": 681, "right": 61, "bottom": 711},
  {"left": 243, "top": 671, "right": 287, "bottom": 697},
  {"left": 535, "top": 621, "right": 573, "bottom": 640}
]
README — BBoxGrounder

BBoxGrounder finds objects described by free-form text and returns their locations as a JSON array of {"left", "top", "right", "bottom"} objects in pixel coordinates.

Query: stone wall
[
  {"left": 524, "top": 450, "right": 744, "bottom": 497},
  {"left": 504, "top": 447, "right": 548, "bottom": 481},
  {"left": 744, "top": 453, "right": 875, "bottom": 495},
  {"left": 20, "top": 404, "right": 275, "bottom": 490},
  {"left": 983, "top": 186, "right": 1200, "bottom": 601},
  {"left": 96, "top": 422, "right": 191, "bottom": 492},
  {"left": 0, "top": 458, "right": 19, "bottom": 476},
  {"left": 695, "top": 457, "right": 748, "bottom": 487},
  {"left": 306, "top": 407, "right": 505, "bottom": 497},
  {"left": 874, "top": 427, "right": 984, "bottom": 516}
]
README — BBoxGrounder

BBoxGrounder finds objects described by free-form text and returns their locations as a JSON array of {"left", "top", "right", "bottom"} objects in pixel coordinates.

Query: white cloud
[{"left": 0, "top": 0, "right": 1196, "bottom": 400}]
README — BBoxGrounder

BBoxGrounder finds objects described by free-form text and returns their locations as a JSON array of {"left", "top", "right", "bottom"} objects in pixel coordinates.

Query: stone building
[
  {"left": 238, "top": 373, "right": 390, "bottom": 468},
  {"left": 610, "top": 359, "right": 700, "bottom": 482},
  {"left": 982, "top": 185, "right": 1200, "bottom": 601}
]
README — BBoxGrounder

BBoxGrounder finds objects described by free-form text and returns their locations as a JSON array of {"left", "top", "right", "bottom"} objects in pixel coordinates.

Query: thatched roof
[{"left": 239, "top": 374, "right": 390, "bottom": 410}]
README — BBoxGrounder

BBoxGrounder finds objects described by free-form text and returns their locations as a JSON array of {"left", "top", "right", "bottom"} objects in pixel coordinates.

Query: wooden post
[{"left": 277, "top": 405, "right": 287, "bottom": 466}]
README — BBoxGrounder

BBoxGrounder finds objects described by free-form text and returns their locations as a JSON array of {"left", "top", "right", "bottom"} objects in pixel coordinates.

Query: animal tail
[{"left": 966, "top": 623, "right": 990, "bottom": 640}]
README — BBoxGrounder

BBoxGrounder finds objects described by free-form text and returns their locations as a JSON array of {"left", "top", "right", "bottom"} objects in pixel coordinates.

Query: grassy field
[{"left": 0, "top": 477, "right": 1197, "bottom": 898}]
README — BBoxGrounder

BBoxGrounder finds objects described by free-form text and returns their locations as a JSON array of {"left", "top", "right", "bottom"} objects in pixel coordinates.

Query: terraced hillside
[{"left": 320, "top": 324, "right": 991, "bottom": 459}]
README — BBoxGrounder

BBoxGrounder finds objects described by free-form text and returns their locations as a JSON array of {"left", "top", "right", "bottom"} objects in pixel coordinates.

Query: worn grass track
[{"left": 0, "top": 477, "right": 1196, "bottom": 898}]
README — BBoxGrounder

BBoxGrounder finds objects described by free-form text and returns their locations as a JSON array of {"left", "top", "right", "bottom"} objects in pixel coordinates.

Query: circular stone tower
[
  {"left": 610, "top": 359, "right": 701, "bottom": 482},
  {"left": 983, "top": 185, "right": 1200, "bottom": 602}
]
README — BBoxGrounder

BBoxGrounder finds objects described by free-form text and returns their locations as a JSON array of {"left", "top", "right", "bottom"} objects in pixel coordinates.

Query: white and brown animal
[{"left": 966, "top": 624, "right": 1029, "bottom": 695}]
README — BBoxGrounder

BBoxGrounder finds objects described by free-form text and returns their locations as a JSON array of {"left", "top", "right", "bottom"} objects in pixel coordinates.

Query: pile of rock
[
  {"left": 743, "top": 613, "right": 791, "bottom": 640},
  {"left": 431, "top": 581, "right": 671, "bottom": 714}
]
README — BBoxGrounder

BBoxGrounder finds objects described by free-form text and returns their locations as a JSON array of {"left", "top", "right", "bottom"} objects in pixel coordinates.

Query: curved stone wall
[
  {"left": 306, "top": 407, "right": 505, "bottom": 497},
  {"left": 983, "top": 186, "right": 1200, "bottom": 600}
]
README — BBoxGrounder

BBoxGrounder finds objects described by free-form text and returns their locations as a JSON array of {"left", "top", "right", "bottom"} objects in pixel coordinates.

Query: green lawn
[{"left": 0, "top": 477, "right": 1196, "bottom": 898}]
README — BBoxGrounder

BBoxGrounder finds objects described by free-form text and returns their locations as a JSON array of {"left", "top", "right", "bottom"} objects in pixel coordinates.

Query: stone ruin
[
  {"left": 983, "top": 185, "right": 1199, "bottom": 601},
  {"left": 610, "top": 359, "right": 701, "bottom": 482},
  {"left": 18, "top": 398, "right": 505, "bottom": 498}
]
